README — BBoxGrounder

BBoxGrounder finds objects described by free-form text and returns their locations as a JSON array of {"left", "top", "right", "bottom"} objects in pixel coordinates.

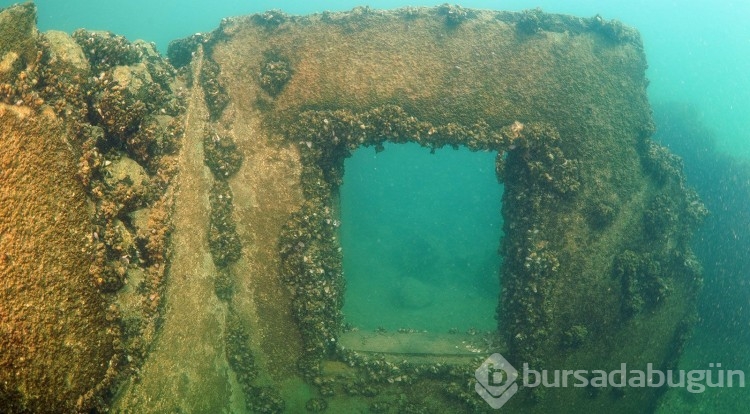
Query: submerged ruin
[{"left": 0, "top": 3, "right": 705, "bottom": 412}]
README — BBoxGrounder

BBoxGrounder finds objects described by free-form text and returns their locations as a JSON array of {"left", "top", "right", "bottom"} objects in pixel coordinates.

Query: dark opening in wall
[{"left": 340, "top": 142, "right": 503, "bottom": 333}]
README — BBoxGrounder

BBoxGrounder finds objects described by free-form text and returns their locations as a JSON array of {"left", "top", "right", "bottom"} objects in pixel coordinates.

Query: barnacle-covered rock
[
  {"left": 613, "top": 251, "right": 670, "bottom": 316},
  {"left": 516, "top": 8, "right": 544, "bottom": 35},
  {"left": 0, "top": 4, "right": 45, "bottom": 110},
  {"left": 166, "top": 33, "right": 205, "bottom": 69},
  {"left": 0, "top": 2, "right": 38, "bottom": 75},
  {"left": 125, "top": 114, "right": 179, "bottom": 170},
  {"left": 439, "top": 4, "right": 469, "bottom": 26},
  {"left": 589, "top": 14, "right": 639, "bottom": 44},
  {"left": 102, "top": 155, "right": 150, "bottom": 213},
  {"left": 214, "top": 267, "right": 234, "bottom": 301},
  {"left": 561, "top": 325, "right": 588, "bottom": 349},
  {"left": 72, "top": 29, "right": 142, "bottom": 73},
  {"left": 38, "top": 31, "right": 90, "bottom": 122},
  {"left": 252, "top": 9, "right": 290, "bottom": 28},
  {"left": 305, "top": 397, "right": 328, "bottom": 412},
  {"left": 92, "top": 75, "right": 147, "bottom": 139}
]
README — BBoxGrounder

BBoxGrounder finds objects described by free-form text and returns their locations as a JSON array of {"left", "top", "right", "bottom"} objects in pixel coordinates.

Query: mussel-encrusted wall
[
  {"left": 0, "top": 4, "right": 704, "bottom": 413},
  {"left": 193, "top": 6, "right": 703, "bottom": 413},
  {"left": 1, "top": 3, "right": 182, "bottom": 412}
]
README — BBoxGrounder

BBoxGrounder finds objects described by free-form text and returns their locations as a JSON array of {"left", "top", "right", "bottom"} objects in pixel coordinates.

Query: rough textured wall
[
  {"left": 1, "top": 3, "right": 182, "bottom": 412},
  {"left": 163, "top": 6, "right": 701, "bottom": 413},
  {"left": 0, "top": 5, "right": 116, "bottom": 411},
  {"left": 0, "top": 105, "right": 118, "bottom": 412},
  {"left": 0, "top": 4, "right": 704, "bottom": 413}
]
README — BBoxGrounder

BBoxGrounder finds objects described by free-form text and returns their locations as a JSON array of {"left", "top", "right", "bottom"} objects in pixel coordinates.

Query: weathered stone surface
[
  {"left": 45, "top": 30, "right": 90, "bottom": 72},
  {"left": 0, "top": 4, "right": 704, "bottom": 413},
  {"left": 0, "top": 105, "right": 118, "bottom": 411},
  {"left": 0, "top": 2, "right": 37, "bottom": 72},
  {"left": 194, "top": 7, "right": 700, "bottom": 412},
  {"left": 1, "top": 3, "right": 182, "bottom": 411}
]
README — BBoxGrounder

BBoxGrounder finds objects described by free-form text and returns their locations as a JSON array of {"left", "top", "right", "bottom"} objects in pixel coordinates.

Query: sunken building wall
[{"left": 0, "top": 4, "right": 703, "bottom": 413}]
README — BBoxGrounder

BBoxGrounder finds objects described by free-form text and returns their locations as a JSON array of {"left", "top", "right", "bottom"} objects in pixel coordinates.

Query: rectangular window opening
[{"left": 339, "top": 142, "right": 504, "bottom": 355}]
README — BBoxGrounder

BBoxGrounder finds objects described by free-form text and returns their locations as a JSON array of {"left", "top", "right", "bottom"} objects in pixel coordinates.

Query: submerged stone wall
[
  {"left": 0, "top": 3, "right": 704, "bottom": 413},
  {"left": 1, "top": 3, "right": 182, "bottom": 411}
]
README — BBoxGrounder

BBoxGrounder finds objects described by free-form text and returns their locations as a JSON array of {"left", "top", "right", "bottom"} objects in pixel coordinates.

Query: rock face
[
  {"left": 0, "top": 104, "right": 120, "bottom": 412},
  {"left": 0, "top": 3, "right": 704, "bottom": 413},
  {"left": 1, "top": 3, "right": 182, "bottom": 411},
  {"left": 0, "top": 5, "right": 116, "bottom": 412},
  {"left": 0, "top": 106, "right": 118, "bottom": 411}
]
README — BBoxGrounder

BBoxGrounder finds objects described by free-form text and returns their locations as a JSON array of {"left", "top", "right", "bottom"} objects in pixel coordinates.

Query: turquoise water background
[
  {"left": 3, "top": 0, "right": 749, "bottom": 411},
  {"left": 340, "top": 143, "right": 502, "bottom": 332}
]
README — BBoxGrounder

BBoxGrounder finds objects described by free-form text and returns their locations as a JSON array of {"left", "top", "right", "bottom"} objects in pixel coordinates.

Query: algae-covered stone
[
  {"left": 104, "top": 155, "right": 150, "bottom": 188},
  {"left": 0, "top": 4, "right": 706, "bottom": 414},
  {"left": 128, "top": 207, "right": 151, "bottom": 235},
  {"left": 44, "top": 30, "right": 90, "bottom": 72},
  {"left": 0, "top": 105, "right": 118, "bottom": 412},
  {"left": 0, "top": 2, "right": 37, "bottom": 68},
  {"left": 72, "top": 29, "right": 142, "bottom": 73}
]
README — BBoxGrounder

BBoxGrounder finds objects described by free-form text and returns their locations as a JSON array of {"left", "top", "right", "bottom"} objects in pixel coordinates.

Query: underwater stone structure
[{"left": 0, "top": 3, "right": 705, "bottom": 413}]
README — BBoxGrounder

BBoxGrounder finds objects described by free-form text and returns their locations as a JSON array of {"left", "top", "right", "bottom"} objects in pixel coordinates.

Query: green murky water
[{"left": 340, "top": 143, "right": 502, "bottom": 332}]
